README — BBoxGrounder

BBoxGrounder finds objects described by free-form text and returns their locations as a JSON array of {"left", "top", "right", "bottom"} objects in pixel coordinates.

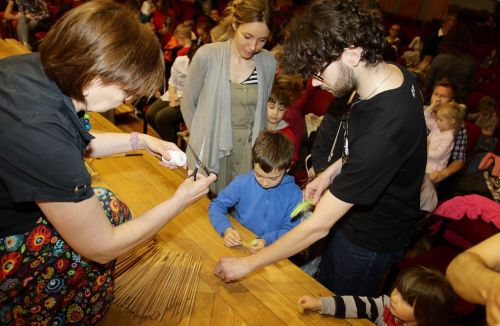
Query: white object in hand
[{"left": 162, "top": 150, "right": 187, "bottom": 166}]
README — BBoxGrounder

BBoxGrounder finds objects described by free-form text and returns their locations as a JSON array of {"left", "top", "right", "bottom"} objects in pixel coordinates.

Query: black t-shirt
[
  {"left": 330, "top": 66, "right": 427, "bottom": 252},
  {"left": 0, "top": 53, "right": 94, "bottom": 237}
]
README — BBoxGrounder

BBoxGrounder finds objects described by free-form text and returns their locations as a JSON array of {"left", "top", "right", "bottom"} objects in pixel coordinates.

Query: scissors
[{"left": 186, "top": 138, "right": 218, "bottom": 181}]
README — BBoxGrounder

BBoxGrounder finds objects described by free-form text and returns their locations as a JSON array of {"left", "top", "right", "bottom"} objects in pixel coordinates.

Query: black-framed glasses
[{"left": 310, "top": 62, "right": 329, "bottom": 83}]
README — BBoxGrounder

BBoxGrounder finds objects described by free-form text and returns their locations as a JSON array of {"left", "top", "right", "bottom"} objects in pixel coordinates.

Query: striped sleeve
[{"left": 319, "top": 295, "right": 389, "bottom": 324}]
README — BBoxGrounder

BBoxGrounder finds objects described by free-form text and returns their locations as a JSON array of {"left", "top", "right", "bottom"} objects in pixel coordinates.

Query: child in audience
[
  {"left": 421, "top": 101, "right": 465, "bottom": 210},
  {"left": 424, "top": 101, "right": 465, "bottom": 175},
  {"left": 469, "top": 96, "right": 498, "bottom": 137},
  {"left": 209, "top": 131, "right": 302, "bottom": 253},
  {"left": 298, "top": 266, "right": 456, "bottom": 326},
  {"left": 470, "top": 96, "right": 498, "bottom": 153},
  {"left": 267, "top": 74, "right": 303, "bottom": 166}
]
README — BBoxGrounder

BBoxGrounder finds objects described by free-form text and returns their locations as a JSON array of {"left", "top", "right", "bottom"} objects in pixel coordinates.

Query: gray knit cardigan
[{"left": 180, "top": 38, "right": 276, "bottom": 172}]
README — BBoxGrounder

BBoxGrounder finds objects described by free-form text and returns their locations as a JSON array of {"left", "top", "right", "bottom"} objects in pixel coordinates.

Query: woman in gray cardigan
[{"left": 181, "top": 0, "right": 276, "bottom": 193}]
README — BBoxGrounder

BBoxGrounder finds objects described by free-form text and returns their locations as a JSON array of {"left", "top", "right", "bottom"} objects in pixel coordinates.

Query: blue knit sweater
[{"left": 209, "top": 171, "right": 302, "bottom": 245}]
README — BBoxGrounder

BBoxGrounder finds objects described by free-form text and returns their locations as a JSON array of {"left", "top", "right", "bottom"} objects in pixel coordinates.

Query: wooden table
[
  {"left": 0, "top": 38, "right": 29, "bottom": 59},
  {"left": 89, "top": 113, "right": 374, "bottom": 326}
]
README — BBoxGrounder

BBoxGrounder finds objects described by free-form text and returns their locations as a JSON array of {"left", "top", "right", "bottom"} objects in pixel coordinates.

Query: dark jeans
[
  {"left": 316, "top": 229, "right": 405, "bottom": 296},
  {"left": 145, "top": 99, "right": 183, "bottom": 142}
]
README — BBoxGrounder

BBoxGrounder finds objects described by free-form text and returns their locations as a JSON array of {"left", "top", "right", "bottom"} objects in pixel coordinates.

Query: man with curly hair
[{"left": 215, "top": 0, "right": 427, "bottom": 296}]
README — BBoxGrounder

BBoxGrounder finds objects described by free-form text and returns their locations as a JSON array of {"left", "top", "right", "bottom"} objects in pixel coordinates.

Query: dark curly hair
[
  {"left": 395, "top": 266, "right": 456, "bottom": 326},
  {"left": 281, "top": 0, "right": 386, "bottom": 77}
]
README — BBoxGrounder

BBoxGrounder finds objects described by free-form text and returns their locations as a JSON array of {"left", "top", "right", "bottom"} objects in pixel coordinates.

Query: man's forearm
[
  {"left": 248, "top": 191, "right": 352, "bottom": 271},
  {"left": 447, "top": 251, "right": 498, "bottom": 305}
]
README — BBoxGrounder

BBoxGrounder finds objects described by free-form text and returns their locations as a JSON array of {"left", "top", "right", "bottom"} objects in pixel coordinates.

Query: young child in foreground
[
  {"left": 209, "top": 130, "right": 302, "bottom": 253},
  {"left": 298, "top": 266, "right": 456, "bottom": 326}
]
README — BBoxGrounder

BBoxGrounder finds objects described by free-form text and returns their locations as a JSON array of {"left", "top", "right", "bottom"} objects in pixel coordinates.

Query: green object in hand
[
  {"left": 297, "top": 303, "right": 304, "bottom": 314},
  {"left": 242, "top": 239, "right": 259, "bottom": 248},
  {"left": 290, "top": 200, "right": 314, "bottom": 219}
]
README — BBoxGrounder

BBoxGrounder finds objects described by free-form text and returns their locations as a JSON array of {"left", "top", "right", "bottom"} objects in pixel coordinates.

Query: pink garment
[
  {"left": 424, "top": 107, "right": 455, "bottom": 174},
  {"left": 434, "top": 194, "right": 500, "bottom": 228}
]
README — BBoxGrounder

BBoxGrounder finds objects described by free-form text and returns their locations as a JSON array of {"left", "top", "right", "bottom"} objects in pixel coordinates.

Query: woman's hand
[
  {"left": 142, "top": 135, "right": 185, "bottom": 168},
  {"left": 171, "top": 172, "right": 217, "bottom": 208}
]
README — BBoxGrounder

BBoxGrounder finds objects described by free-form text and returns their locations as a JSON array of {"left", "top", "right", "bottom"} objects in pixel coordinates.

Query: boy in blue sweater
[{"left": 209, "top": 131, "right": 303, "bottom": 253}]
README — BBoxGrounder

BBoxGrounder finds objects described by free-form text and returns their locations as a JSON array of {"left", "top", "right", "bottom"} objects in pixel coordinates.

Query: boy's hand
[
  {"left": 246, "top": 238, "right": 265, "bottom": 254},
  {"left": 298, "top": 295, "right": 322, "bottom": 312},
  {"left": 223, "top": 227, "right": 241, "bottom": 247}
]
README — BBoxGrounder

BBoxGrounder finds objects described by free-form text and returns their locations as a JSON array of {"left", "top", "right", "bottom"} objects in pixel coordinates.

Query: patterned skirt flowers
[{"left": 0, "top": 188, "right": 131, "bottom": 325}]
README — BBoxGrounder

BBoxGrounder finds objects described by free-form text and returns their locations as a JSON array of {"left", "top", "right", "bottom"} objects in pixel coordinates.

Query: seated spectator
[
  {"left": 401, "top": 36, "right": 423, "bottom": 67},
  {"left": 139, "top": 0, "right": 154, "bottom": 23},
  {"left": 195, "top": 15, "right": 215, "bottom": 46},
  {"left": 209, "top": 131, "right": 302, "bottom": 254},
  {"left": 4, "top": 0, "right": 49, "bottom": 50},
  {"left": 386, "top": 23, "right": 401, "bottom": 54},
  {"left": 425, "top": 80, "right": 469, "bottom": 186},
  {"left": 421, "top": 102, "right": 465, "bottom": 210},
  {"left": 266, "top": 74, "right": 304, "bottom": 166},
  {"left": 424, "top": 24, "right": 476, "bottom": 103},
  {"left": 470, "top": 96, "right": 498, "bottom": 153},
  {"left": 146, "top": 27, "right": 196, "bottom": 142},
  {"left": 480, "top": 48, "right": 498, "bottom": 68}
]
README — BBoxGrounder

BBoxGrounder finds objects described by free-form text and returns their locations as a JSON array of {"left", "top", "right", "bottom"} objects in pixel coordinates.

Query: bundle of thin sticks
[{"left": 113, "top": 239, "right": 202, "bottom": 322}]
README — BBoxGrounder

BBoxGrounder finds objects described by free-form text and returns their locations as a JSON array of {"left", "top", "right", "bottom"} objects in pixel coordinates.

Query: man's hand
[
  {"left": 214, "top": 256, "right": 254, "bottom": 282},
  {"left": 223, "top": 227, "right": 241, "bottom": 247},
  {"left": 304, "top": 173, "right": 331, "bottom": 204}
]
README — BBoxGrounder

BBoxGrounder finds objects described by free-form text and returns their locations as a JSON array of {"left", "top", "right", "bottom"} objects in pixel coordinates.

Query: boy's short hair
[
  {"left": 269, "top": 74, "right": 304, "bottom": 107},
  {"left": 434, "top": 78, "right": 456, "bottom": 96},
  {"left": 252, "top": 131, "right": 293, "bottom": 173},
  {"left": 394, "top": 266, "right": 456, "bottom": 326},
  {"left": 40, "top": 0, "right": 164, "bottom": 103}
]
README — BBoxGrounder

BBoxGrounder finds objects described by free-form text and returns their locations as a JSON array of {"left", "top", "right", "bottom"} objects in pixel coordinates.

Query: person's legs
[
  {"left": 154, "top": 105, "right": 183, "bottom": 142},
  {"left": 145, "top": 99, "right": 168, "bottom": 134},
  {"left": 16, "top": 15, "right": 30, "bottom": 47},
  {"left": 316, "top": 229, "right": 405, "bottom": 296},
  {"left": 0, "top": 188, "right": 132, "bottom": 324}
]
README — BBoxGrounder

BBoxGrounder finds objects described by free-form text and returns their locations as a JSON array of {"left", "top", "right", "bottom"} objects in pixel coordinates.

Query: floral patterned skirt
[{"left": 0, "top": 188, "right": 132, "bottom": 325}]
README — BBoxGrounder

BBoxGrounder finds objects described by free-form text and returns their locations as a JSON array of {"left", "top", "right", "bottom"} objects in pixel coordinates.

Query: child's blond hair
[
  {"left": 174, "top": 22, "right": 193, "bottom": 40},
  {"left": 435, "top": 101, "right": 466, "bottom": 134}
]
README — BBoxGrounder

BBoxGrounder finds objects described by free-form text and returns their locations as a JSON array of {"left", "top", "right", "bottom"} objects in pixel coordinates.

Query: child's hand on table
[
  {"left": 246, "top": 238, "right": 265, "bottom": 254},
  {"left": 223, "top": 227, "right": 241, "bottom": 247},
  {"left": 298, "top": 295, "right": 322, "bottom": 312}
]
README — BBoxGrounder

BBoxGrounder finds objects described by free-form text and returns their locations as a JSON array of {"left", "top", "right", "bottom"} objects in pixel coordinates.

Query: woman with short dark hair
[{"left": 0, "top": 1, "right": 215, "bottom": 323}]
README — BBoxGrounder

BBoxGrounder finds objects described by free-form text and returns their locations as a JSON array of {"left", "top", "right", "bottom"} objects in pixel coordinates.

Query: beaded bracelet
[{"left": 130, "top": 132, "right": 140, "bottom": 151}]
